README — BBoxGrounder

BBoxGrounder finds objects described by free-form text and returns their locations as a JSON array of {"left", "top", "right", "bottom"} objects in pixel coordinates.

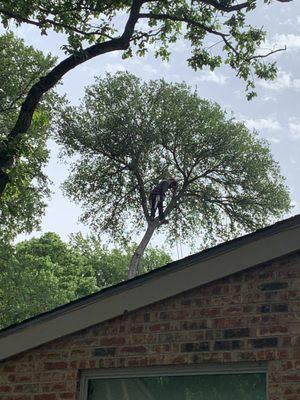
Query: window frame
[{"left": 79, "top": 362, "right": 267, "bottom": 400}]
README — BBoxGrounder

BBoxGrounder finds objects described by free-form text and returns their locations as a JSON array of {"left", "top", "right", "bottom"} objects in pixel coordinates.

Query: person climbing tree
[
  {"left": 150, "top": 178, "right": 178, "bottom": 223},
  {"left": 56, "top": 73, "right": 291, "bottom": 280}
]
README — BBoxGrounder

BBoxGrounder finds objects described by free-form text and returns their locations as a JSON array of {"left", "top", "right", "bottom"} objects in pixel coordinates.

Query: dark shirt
[{"left": 151, "top": 180, "right": 171, "bottom": 196}]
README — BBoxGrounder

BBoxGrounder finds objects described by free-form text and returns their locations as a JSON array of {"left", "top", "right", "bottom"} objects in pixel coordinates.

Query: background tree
[
  {"left": 56, "top": 72, "right": 291, "bottom": 278},
  {"left": 0, "top": 0, "right": 292, "bottom": 198},
  {"left": 0, "top": 232, "right": 171, "bottom": 329},
  {"left": 0, "top": 32, "right": 61, "bottom": 241}
]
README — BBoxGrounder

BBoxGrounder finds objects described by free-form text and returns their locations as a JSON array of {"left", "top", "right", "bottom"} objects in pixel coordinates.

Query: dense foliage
[
  {"left": 0, "top": 32, "right": 59, "bottom": 240},
  {"left": 0, "top": 1, "right": 288, "bottom": 98},
  {"left": 56, "top": 73, "right": 291, "bottom": 276},
  {"left": 0, "top": 232, "right": 171, "bottom": 329}
]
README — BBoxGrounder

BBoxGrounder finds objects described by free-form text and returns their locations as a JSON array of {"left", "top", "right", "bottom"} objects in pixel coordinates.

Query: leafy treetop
[
  {"left": 0, "top": 32, "right": 59, "bottom": 241},
  {"left": 0, "top": 231, "right": 171, "bottom": 329},
  {"left": 56, "top": 72, "right": 291, "bottom": 276},
  {"left": 0, "top": 0, "right": 292, "bottom": 99}
]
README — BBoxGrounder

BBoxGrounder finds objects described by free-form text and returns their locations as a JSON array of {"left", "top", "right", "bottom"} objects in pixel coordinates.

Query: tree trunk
[{"left": 128, "top": 220, "right": 158, "bottom": 279}]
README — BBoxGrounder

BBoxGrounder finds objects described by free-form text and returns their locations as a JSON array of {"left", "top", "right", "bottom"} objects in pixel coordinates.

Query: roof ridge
[{"left": 0, "top": 213, "right": 299, "bottom": 337}]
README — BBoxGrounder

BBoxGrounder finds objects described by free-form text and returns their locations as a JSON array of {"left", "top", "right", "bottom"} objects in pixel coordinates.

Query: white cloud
[
  {"left": 258, "top": 70, "right": 300, "bottom": 91},
  {"left": 259, "top": 33, "right": 300, "bottom": 60},
  {"left": 162, "top": 62, "right": 171, "bottom": 70},
  {"left": 196, "top": 71, "right": 228, "bottom": 85},
  {"left": 104, "top": 63, "right": 126, "bottom": 74},
  {"left": 107, "top": 51, "right": 119, "bottom": 59},
  {"left": 128, "top": 58, "right": 142, "bottom": 66},
  {"left": 270, "top": 33, "right": 300, "bottom": 51},
  {"left": 168, "top": 73, "right": 181, "bottom": 82},
  {"left": 288, "top": 118, "right": 300, "bottom": 141},
  {"left": 11, "top": 23, "right": 36, "bottom": 39},
  {"left": 267, "top": 137, "right": 281, "bottom": 144},
  {"left": 169, "top": 39, "right": 186, "bottom": 53},
  {"left": 278, "top": 18, "right": 295, "bottom": 27},
  {"left": 78, "top": 65, "right": 99, "bottom": 76},
  {"left": 142, "top": 64, "right": 158, "bottom": 75},
  {"left": 260, "top": 95, "right": 277, "bottom": 103},
  {"left": 240, "top": 116, "right": 281, "bottom": 132}
]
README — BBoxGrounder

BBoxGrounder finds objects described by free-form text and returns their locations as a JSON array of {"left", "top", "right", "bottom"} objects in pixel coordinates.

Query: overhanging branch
[
  {"left": 139, "top": 12, "right": 229, "bottom": 38},
  {"left": 200, "top": 0, "right": 250, "bottom": 12},
  {"left": 0, "top": 8, "right": 110, "bottom": 38},
  {"left": 140, "top": 11, "right": 286, "bottom": 62},
  {"left": 201, "top": 0, "right": 292, "bottom": 12},
  {"left": 0, "top": 0, "right": 144, "bottom": 197}
]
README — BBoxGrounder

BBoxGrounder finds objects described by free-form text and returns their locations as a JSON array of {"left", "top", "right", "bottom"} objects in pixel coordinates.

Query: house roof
[{"left": 1, "top": 214, "right": 300, "bottom": 361}]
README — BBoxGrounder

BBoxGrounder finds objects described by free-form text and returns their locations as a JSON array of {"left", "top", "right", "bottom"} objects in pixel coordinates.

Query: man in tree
[
  {"left": 150, "top": 177, "right": 178, "bottom": 223},
  {"left": 55, "top": 72, "right": 291, "bottom": 279}
]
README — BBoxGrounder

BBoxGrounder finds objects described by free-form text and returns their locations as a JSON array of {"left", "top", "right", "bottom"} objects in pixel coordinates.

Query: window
[{"left": 80, "top": 364, "right": 267, "bottom": 400}]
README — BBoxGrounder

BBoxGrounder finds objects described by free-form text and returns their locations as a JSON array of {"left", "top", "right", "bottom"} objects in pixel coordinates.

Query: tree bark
[{"left": 128, "top": 220, "right": 158, "bottom": 279}]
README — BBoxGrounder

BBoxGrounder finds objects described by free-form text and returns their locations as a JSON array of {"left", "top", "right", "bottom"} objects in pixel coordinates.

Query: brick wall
[{"left": 1, "top": 251, "right": 300, "bottom": 400}]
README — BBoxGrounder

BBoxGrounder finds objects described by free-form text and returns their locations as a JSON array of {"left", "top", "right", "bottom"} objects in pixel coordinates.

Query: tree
[
  {"left": 56, "top": 72, "right": 291, "bottom": 278},
  {"left": 0, "top": 32, "right": 60, "bottom": 241},
  {"left": 0, "top": 232, "right": 171, "bottom": 329},
  {"left": 0, "top": 0, "right": 293, "bottom": 199},
  {"left": 71, "top": 233, "right": 172, "bottom": 288}
]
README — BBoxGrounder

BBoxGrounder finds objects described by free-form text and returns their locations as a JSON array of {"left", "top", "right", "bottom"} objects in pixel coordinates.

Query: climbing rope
[
  {"left": 176, "top": 238, "right": 180, "bottom": 260},
  {"left": 180, "top": 238, "right": 183, "bottom": 258},
  {"left": 175, "top": 226, "right": 184, "bottom": 260},
  {"left": 179, "top": 225, "right": 184, "bottom": 258}
]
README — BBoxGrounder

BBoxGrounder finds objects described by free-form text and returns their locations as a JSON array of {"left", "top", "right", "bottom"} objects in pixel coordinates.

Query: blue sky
[{"left": 10, "top": 1, "right": 300, "bottom": 256}]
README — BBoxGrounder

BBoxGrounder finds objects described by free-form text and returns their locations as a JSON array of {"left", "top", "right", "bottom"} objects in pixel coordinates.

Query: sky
[{"left": 9, "top": 1, "right": 300, "bottom": 257}]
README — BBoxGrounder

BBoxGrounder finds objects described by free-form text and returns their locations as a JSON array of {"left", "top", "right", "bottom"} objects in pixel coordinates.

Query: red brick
[
  {"left": 0, "top": 251, "right": 299, "bottom": 400},
  {"left": 120, "top": 346, "right": 147, "bottom": 354},
  {"left": 3, "top": 365, "right": 15, "bottom": 373},
  {"left": 59, "top": 393, "right": 74, "bottom": 399},
  {"left": 44, "top": 362, "right": 68, "bottom": 371},
  {"left": 34, "top": 395, "right": 57, "bottom": 400},
  {"left": 14, "top": 396, "right": 32, "bottom": 400},
  {"left": 149, "top": 323, "right": 170, "bottom": 332},
  {"left": 14, "top": 384, "right": 39, "bottom": 393},
  {"left": 0, "top": 386, "right": 11, "bottom": 393}
]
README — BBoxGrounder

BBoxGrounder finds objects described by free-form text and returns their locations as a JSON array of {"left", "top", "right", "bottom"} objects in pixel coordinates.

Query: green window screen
[{"left": 87, "top": 372, "right": 266, "bottom": 400}]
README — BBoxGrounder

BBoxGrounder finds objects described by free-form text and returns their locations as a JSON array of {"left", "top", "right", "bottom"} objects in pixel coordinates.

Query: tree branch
[
  {"left": 140, "top": 11, "right": 287, "bottom": 63},
  {"left": 0, "top": 69, "right": 48, "bottom": 115},
  {"left": 221, "top": 34, "right": 286, "bottom": 62},
  {"left": 101, "top": 184, "right": 138, "bottom": 231},
  {"left": 0, "top": 8, "right": 110, "bottom": 38},
  {"left": 128, "top": 219, "right": 159, "bottom": 278},
  {"left": 139, "top": 12, "right": 229, "bottom": 38},
  {"left": 164, "top": 178, "right": 189, "bottom": 218},
  {"left": 0, "top": 0, "right": 144, "bottom": 197},
  {"left": 132, "top": 169, "right": 150, "bottom": 220},
  {"left": 201, "top": 1, "right": 292, "bottom": 12},
  {"left": 200, "top": 0, "right": 250, "bottom": 12}
]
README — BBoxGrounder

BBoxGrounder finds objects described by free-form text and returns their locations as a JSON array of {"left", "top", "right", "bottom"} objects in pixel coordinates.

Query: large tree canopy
[
  {"left": 56, "top": 72, "right": 291, "bottom": 278},
  {"left": 0, "top": 232, "right": 171, "bottom": 329},
  {"left": 0, "top": 32, "right": 59, "bottom": 241},
  {"left": 0, "top": 0, "right": 293, "bottom": 199}
]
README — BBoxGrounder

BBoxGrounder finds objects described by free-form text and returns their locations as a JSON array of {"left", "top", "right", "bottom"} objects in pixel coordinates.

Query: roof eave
[{"left": 1, "top": 215, "right": 300, "bottom": 361}]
